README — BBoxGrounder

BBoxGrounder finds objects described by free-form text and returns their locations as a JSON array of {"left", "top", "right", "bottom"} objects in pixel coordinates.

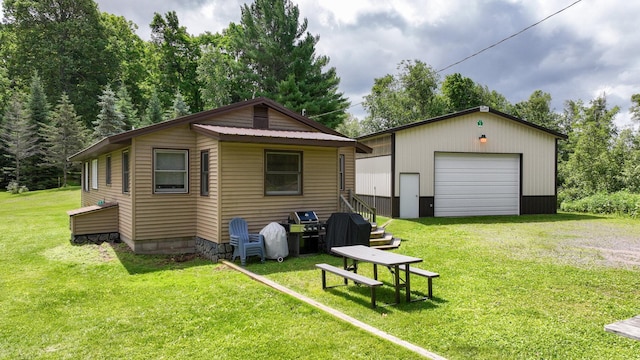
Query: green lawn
[{"left": 1, "top": 189, "right": 639, "bottom": 359}]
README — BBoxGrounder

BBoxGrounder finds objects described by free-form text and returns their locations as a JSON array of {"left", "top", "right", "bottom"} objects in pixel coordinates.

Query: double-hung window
[
  {"left": 91, "top": 159, "right": 98, "bottom": 189},
  {"left": 154, "top": 149, "right": 188, "bottom": 193},
  {"left": 122, "top": 150, "right": 130, "bottom": 194},
  {"left": 106, "top": 155, "right": 112, "bottom": 185},
  {"left": 265, "top": 151, "right": 302, "bottom": 195},
  {"left": 200, "top": 150, "right": 209, "bottom": 196}
]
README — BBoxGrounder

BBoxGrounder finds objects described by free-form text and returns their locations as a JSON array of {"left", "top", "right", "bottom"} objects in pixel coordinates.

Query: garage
[
  {"left": 355, "top": 106, "right": 567, "bottom": 218},
  {"left": 434, "top": 153, "right": 520, "bottom": 217}
]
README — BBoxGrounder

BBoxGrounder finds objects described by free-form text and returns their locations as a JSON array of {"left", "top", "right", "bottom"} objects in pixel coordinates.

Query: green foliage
[
  {"left": 115, "top": 83, "right": 139, "bottom": 130},
  {"left": 93, "top": 85, "right": 126, "bottom": 139},
  {"left": 168, "top": 90, "right": 190, "bottom": 119},
  {"left": 42, "top": 93, "right": 89, "bottom": 187},
  {"left": 560, "top": 191, "right": 640, "bottom": 217},
  {"left": 230, "top": 0, "right": 348, "bottom": 128},
  {"left": 3, "top": 0, "right": 116, "bottom": 128},
  {"left": 143, "top": 88, "right": 164, "bottom": 125},
  {"left": 150, "top": 11, "right": 202, "bottom": 113},
  {"left": 0, "top": 93, "right": 39, "bottom": 184},
  {"left": 362, "top": 60, "right": 442, "bottom": 133},
  {"left": 560, "top": 97, "right": 620, "bottom": 197},
  {"left": 5, "top": 180, "right": 28, "bottom": 193},
  {"left": 441, "top": 72, "right": 484, "bottom": 111},
  {"left": 335, "top": 113, "right": 365, "bottom": 138},
  {"left": 511, "top": 90, "right": 559, "bottom": 130}
]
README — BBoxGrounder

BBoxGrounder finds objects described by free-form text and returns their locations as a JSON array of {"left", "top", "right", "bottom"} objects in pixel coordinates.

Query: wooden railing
[{"left": 339, "top": 190, "right": 376, "bottom": 224}]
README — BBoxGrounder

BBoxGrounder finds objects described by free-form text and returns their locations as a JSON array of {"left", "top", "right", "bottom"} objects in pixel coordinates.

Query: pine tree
[
  {"left": 0, "top": 93, "right": 39, "bottom": 185},
  {"left": 93, "top": 85, "right": 126, "bottom": 140},
  {"left": 116, "top": 84, "right": 139, "bottom": 130},
  {"left": 169, "top": 90, "right": 190, "bottom": 119},
  {"left": 25, "top": 72, "right": 56, "bottom": 189},
  {"left": 42, "top": 93, "right": 88, "bottom": 187},
  {"left": 143, "top": 89, "right": 164, "bottom": 125}
]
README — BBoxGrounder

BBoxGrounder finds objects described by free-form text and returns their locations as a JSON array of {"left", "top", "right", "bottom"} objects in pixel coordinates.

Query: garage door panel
[{"left": 435, "top": 153, "right": 520, "bottom": 217}]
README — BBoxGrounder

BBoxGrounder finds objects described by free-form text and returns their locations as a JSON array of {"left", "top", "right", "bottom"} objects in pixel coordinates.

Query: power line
[{"left": 310, "top": 0, "right": 583, "bottom": 120}]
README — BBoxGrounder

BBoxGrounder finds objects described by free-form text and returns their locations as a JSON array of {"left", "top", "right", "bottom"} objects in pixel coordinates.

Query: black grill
[{"left": 286, "top": 211, "right": 324, "bottom": 255}]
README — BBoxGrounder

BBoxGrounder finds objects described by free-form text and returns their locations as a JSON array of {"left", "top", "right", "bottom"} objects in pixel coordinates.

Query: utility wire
[{"left": 310, "top": 0, "right": 583, "bottom": 120}]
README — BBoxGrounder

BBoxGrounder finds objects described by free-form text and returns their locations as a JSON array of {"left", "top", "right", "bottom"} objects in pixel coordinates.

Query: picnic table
[
  {"left": 331, "top": 245, "right": 423, "bottom": 304},
  {"left": 605, "top": 315, "right": 640, "bottom": 341}
]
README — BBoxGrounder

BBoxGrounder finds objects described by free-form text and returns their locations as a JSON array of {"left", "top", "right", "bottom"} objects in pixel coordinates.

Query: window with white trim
[
  {"left": 154, "top": 149, "right": 188, "bottom": 193},
  {"left": 91, "top": 159, "right": 98, "bottom": 189},
  {"left": 265, "top": 151, "right": 302, "bottom": 195},
  {"left": 83, "top": 162, "right": 90, "bottom": 192}
]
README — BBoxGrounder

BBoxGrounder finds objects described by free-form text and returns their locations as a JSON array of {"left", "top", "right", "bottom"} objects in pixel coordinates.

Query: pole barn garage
[{"left": 355, "top": 107, "right": 567, "bottom": 218}]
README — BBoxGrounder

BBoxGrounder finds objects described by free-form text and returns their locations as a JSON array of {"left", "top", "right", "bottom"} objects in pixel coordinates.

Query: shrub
[
  {"left": 561, "top": 191, "right": 640, "bottom": 218},
  {"left": 6, "top": 181, "right": 29, "bottom": 194}
]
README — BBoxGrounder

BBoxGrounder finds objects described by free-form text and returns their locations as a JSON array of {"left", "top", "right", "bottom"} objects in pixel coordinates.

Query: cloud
[{"left": 89, "top": 0, "right": 639, "bottom": 127}]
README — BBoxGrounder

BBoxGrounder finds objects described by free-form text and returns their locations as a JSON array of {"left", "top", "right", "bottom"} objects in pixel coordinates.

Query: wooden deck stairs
[{"left": 369, "top": 220, "right": 401, "bottom": 250}]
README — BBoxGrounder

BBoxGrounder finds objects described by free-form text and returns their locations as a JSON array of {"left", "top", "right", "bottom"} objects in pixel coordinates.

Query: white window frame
[
  {"left": 154, "top": 149, "right": 189, "bottom": 194},
  {"left": 91, "top": 159, "right": 98, "bottom": 190},
  {"left": 83, "top": 162, "right": 90, "bottom": 192}
]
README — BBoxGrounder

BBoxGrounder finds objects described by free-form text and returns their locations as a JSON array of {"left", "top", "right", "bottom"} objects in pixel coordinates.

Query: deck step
[
  {"left": 371, "top": 237, "right": 401, "bottom": 250},
  {"left": 369, "top": 228, "right": 386, "bottom": 239},
  {"left": 369, "top": 234, "right": 394, "bottom": 246}
]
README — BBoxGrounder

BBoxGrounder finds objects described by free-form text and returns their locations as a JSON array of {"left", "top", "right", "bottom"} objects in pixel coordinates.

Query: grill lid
[{"left": 290, "top": 211, "right": 319, "bottom": 224}]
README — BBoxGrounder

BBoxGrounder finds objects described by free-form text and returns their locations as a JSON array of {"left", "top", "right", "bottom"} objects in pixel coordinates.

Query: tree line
[
  {"left": 0, "top": 0, "right": 348, "bottom": 190},
  {"left": 1, "top": 0, "right": 639, "bottom": 206},
  {"left": 335, "top": 59, "right": 640, "bottom": 203}
]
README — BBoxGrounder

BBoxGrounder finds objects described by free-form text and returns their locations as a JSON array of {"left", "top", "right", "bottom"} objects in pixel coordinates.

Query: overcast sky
[{"left": 71, "top": 1, "right": 640, "bottom": 128}]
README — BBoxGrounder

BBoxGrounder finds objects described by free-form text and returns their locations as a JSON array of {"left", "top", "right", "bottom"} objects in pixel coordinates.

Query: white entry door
[{"left": 400, "top": 173, "right": 419, "bottom": 218}]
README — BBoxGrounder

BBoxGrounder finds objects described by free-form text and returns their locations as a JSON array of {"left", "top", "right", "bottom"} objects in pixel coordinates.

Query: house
[
  {"left": 68, "top": 98, "right": 371, "bottom": 258},
  {"left": 355, "top": 106, "right": 567, "bottom": 218}
]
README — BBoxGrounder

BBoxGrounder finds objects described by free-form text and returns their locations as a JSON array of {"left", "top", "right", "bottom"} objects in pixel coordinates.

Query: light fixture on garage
[{"left": 479, "top": 134, "right": 487, "bottom": 143}]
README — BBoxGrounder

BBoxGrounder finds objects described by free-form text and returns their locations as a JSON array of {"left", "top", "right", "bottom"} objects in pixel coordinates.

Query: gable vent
[{"left": 253, "top": 105, "right": 269, "bottom": 129}]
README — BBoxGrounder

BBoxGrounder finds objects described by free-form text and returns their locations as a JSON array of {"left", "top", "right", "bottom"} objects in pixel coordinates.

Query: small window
[
  {"left": 106, "top": 155, "right": 112, "bottom": 185},
  {"left": 265, "top": 151, "right": 302, "bottom": 195},
  {"left": 339, "top": 154, "right": 345, "bottom": 191},
  {"left": 200, "top": 151, "right": 209, "bottom": 196},
  {"left": 122, "top": 150, "right": 130, "bottom": 194},
  {"left": 83, "top": 162, "right": 90, "bottom": 192},
  {"left": 91, "top": 159, "right": 98, "bottom": 189},
  {"left": 154, "top": 149, "right": 188, "bottom": 194}
]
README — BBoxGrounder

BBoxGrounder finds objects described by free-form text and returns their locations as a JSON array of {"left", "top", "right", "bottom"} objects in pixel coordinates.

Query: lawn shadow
[
  {"left": 405, "top": 212, "right": 604, "bottom": 226},
  {"left": 106, "top": 241, "right": 212, "bottom": 275}
]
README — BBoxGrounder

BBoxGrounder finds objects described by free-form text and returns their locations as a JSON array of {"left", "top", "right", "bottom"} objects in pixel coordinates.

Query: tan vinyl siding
[
  {"left": 197, "top": 108, "right": 253, "bottom": 127},
  {"left": 219, "top": 142, "right": 338, "bottom": 242},
  {"left": 78, "top": 150, "right": 132, "bottom": 238},
  {"left": 132, "top": 125, "right": 197, "bottom": 240},
  {"left": 394, "top": 113, "right": 557, "bottom": 197},
  {"left": 339, "top": 147, "right": 355, "bottom": 196},
  {"left": 268, "top": 109, "right": 317, "bottom": 131},
  {"left": 196, "top": 134, "right": 220, "bottom": 242},
  {"left": 70, "top": 206, "right": 119, "bottom": 235}
]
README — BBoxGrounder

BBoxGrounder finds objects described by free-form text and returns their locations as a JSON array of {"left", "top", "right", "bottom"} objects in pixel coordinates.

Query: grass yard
[
  {"left": 0, "top": 188, "right": 421, "bottom": 360},
  {"left": 1, "top": 188, "right": 639, "bottom": 359}
]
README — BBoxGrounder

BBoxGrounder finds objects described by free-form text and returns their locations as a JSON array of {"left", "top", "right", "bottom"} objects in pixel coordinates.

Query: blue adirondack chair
[{"left": 229, "top": 217, "right": 265, "bottom": 266}]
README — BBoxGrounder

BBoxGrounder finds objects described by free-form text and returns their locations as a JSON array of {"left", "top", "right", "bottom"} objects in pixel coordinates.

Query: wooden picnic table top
[{"left": 605, "top": 315, "right": 640, "bottom": 341}]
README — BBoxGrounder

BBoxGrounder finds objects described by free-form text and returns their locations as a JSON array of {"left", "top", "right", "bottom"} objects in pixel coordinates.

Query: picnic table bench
[
  {"left": 397, "top": 266, "right": 439, "bottom": 299},
  {"left": 315, "top": 263, "right": 383, "bottom": 308}
]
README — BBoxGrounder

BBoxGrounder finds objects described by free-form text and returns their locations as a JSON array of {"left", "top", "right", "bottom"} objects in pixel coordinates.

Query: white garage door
[{"left": 434, "top": 153, "right": 520, "bottom": 217}]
